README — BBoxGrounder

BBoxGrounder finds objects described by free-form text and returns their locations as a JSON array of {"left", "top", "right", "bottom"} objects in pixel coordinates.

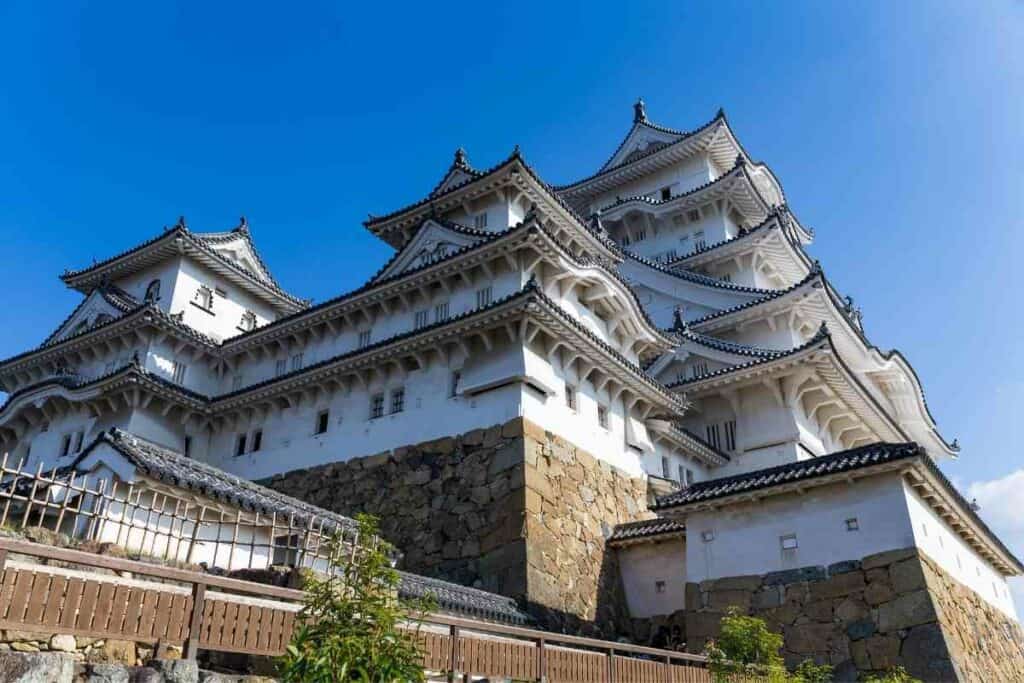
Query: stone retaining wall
[
  {"left": 630, "top": 547, "right": 1024, "bottom": 682},
  {"left": 265, "top": 417, "right": 648, "bottom": 635}
]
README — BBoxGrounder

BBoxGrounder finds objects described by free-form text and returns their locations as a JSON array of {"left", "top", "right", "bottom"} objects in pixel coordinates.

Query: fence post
[
  {"left": 536, "top": 637, "right": 546, "bottom": 683},
  {"left": 447, "top": 624, "right": 460, "bottom": 683},
  {"left": 0, "top": 548, "right": 8, "bottom": 573},
  {"left": 607, "top": 647, "right": 615, "bottom": 683},
  {"left": 184, "top": 581, "right": 206, "bottom": 660}
]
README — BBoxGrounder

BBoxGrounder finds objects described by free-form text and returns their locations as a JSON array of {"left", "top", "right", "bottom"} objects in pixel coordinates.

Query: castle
[{"left": 1, "top": 101, "right": 1021, "bottom": 680}]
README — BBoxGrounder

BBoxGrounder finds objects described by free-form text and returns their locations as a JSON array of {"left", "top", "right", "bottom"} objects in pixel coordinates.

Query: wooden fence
[{"left": 0, "top": 537, "right": 715, "bottom": 681}]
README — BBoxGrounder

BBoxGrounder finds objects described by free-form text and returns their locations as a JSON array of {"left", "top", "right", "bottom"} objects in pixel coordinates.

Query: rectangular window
[
  {"left": 358, "top": 330, "right": 371, "bottom": 349},
  {"left": 780, "top": 534, "right": 798, "bottom": 550},
  {"left": 390, "top": 388, "right": 405, "bottom": 414},
  {"left": 474, "top": 213, "right": 488, "bottom": 229},
  {"left": 434, "top": 302, "right": 450, "bottom": 322},
  {"left": 370, "top": 394, "right": 385, "bottom": 419},
  {"left": 564, "top": 384, "right": 577, "bottom": 411},
  {"left": 720, "top": 273, "right": 732, "bottom": 283},
  {"left": 685, "top": 468, "right": 694, "bottom": 486},
  {"left": 232, "top": 375, "right": 243, "bottom": 390},
  {"left": 235, "top": 434, "right": 247, "bottom": 457},
  {"left": 315, "top": 410, "right": 329, "bottom": 435},
  {"left": 687, "top": 209, "right": 701, "bottom": 223},
  {"left": 251, "top": 429, "right": 263, "bottom": 452},
  {"left": 414, "top": 310, "right": 429, "bottom": 330},
  {"left": 724, "top": 419, "right": 737, "bottom": 451},
  {"left": 183, "top": 436, "right": 192, "bottom": 458},
  {"left": 655, "top": 580, "right": 667, "bottom": 594},
  {"left": 275, "top": 359, "right": 287, "bottom": 377},
  {"left": 705, "top": 423, "right": 721, "bottom": 450},
  {"left": 476, "top": 286, "right": 493, "bottom": 308},
  {"left": 845, "top": 518, "right": 860, "bottom": 532},
  {"left": 660, "top": 187, "right": 671, "bottom": 201},
  {"left": 194, "top": 286, "right": 214, "bottom": 311},
  {"left": 662, "top": 456, "right": 670, "bottom": 479},
  {"left": 597, "top": 405, "right": 609, "bottom": 430},
  {"left": 635, "top": 229, "right": 647, "bottom": 242},
  {"left": 72, "top": 431, "right": 83, "bottom": 453},
  {"left": 449, "top": 371, "right": 461, "bottom": 398},
  {"left": 291, "top": 353, "right": 304, "bottom": 371},
  {"left": 172, "top": 361, "right": 186, "bottom": 384},
  {"left": 60, "top": 434, "right": 71, "bottom": 457},
  {"left": 691, "top": 361, "right": 708, "bottom": 378}
]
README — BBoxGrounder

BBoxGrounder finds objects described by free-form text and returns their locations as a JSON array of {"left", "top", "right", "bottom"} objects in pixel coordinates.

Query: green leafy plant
[
  {"left": 706, "top": 608, "right": 833, "bottom": 683},
  {"left": 279, "top": 514, "right": 432, "bottom": 683},
  {"left": 861, "top": 666, "right": 921, "bottom": 683}
]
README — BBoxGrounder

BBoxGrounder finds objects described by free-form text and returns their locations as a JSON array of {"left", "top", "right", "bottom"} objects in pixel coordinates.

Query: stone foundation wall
[
  {"left": 630, "top": 547, "right": 1024, "bottom": 682},
  {"left": 265, "top": 417, "right": 648, "bottom": 635}
]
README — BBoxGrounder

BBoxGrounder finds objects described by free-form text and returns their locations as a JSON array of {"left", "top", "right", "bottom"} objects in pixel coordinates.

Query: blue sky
[{"left": 1, "top": 1, "right": 1022, "bottom": 598}]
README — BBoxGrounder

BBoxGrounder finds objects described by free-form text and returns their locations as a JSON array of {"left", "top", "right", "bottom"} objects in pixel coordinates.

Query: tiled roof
[
  {"left": 625, "top": 249, "right": 775, "bottom": 295},
  {"left": 40, "top": 285, "right": 139, "bottom": 346},
  {"left": 687, "top": 265, "right": 823, "bottom": 328},
  {"left": 76, "top": 429, "right": 535, "bottom": 623},
  {"left": 556, "top": 110, "right": 725, "bottom": 190},
  {"left": 76, "top": 428, "right": 357, "bottom": 531},
  {"left": 396, "top": 571, "right": 532, "bottom": 625},
  {"left": 595, "top": 159, "right": 756, "bottom": 215},
  {"left": 664, "top": 324, "right": 831, "bottom": 390},
  {"left": 670, "top": 327, "right": 789, "bottom": 359},
  {"left": 60, "top": 223, "right": 307, "bottom": 310},
  {"left": 653, "top": 442, "right": 924, "bottom": 510},
  {"left": 608, "top": 517, "right": 686, "bottom": 544}
]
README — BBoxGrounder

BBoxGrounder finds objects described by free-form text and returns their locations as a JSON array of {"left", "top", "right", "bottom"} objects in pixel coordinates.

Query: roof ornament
[
  {"left": 512, "top": 143, "right": 521, "bottom": 156},
  {"left": 672, "top": 306, "right": 688, "bottom": 332},
  {"left": 633, "top": 98, "right": 648, "bottom": 124},
  {"left": 525, "top": 273, "right": 538, "bottom": 290},
  {"left": 734, "top": 153, "right": 746, "bottom": 168},
  {"left": 952, "top": 438, "right": 961, "bottom": 451},
  {"left": 716, "top": 107, "right": 726, "bottom": 119},
  {"left": 589, "top": 209, "right": 605, "bottom": 234},
  {"left": 817, "top": 320, "right": 830, "bottom": 337},
  {"left": 175, "top": 216, "right": 187, "bottom": 231},
  {"left": 969, "top": 496, "right": 979, "bottom": 511},
  {"left": 235, "top": 216, "right": 249, "bottom": 234},
  {"left": 453, "top": 147, "right": 468, "bottom": 168}
]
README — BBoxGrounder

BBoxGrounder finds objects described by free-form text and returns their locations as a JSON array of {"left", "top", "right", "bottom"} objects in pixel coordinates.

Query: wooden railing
[{"left": 0, "top": 537, "right": 713, "bottom": 681}]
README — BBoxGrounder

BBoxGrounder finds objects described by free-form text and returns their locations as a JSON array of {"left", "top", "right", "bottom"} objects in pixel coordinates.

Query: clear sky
[{"left": 1, "top": 1, "right": 1022, "bottom": 601}]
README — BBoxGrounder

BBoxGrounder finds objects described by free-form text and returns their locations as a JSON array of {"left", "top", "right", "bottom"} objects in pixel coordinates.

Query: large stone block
[
  {"left": 808, "top": 570, "right": 865, "bottom": 601},
  {"left": 763, "top": 565, "right": 826, "bottom": 586},
  {"left": 901, "top": 623, "right": 957, "bottom": 682},
  {"left": 889, "top": 557, "right": 927, "bottom": 594},
  {"left": 0, "top": 652, "right": 75, "bottom": 682},
  {"left": 861, "top": 547, "right": 917, "bottom": 571},
  {"left": 876, "top": 589, "right": 937, "bottom": 633}
]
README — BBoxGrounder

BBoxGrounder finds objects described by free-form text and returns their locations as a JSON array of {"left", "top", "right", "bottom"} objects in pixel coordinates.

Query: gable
[
  {"left": 202, "top": 234, "right": 274, "bottom": 283},
  {"left": 372, "top": 219, "right": 487, "bottom": 283},
  {"left": 432, "top": 168, "right": 477, "bottom": 196},
  {"left": 45, "top": 289, "right": 135, "bottom": 346},
  {"left": 602, "top": 124, "right": 684, "bottom": 172}
]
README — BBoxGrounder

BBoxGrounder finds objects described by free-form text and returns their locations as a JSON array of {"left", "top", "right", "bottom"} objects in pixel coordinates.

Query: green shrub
[
  {"left": 707, "top": 608, "right": 833, "bottom": 682},
  {"left": 279, "top": 514, "right": 432, "bottom": 683},
  {"left": 861, "top": 666, "right": 922, "bottom": 683}
]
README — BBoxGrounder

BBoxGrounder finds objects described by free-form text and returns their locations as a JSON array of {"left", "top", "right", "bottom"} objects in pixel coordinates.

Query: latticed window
[
  {"left": 358, "top": 330, "right": 371, "bottom": 349},
  {"left": 370, "top": 394, "right": 384, "bottom": 419},
  {"left": 635, "top": 229, "right": 647, "bottom": 242},
  {"left": 474, "top": 213, "right": 488, "bottom": 229},
  {"left": 172, "top": 361, "right": 186, "bottom": 384},
  {"left": 687, "top": 209, "right": 701, "bottom": 223},
  {"left": 414, "top": 310, "right": 429, "bottom": 330},
  {"left": 476, "top": 286, "right": 492, "bottom": 308},
  {"left": 390, "top": 388, "right": 405, "bottom": 414},
  {"left": 705, "top": 423, "right": 721, "bottom": 450},
  {"left": 291, "top": 353, "right": 303, "bottom": 371},
  {"left": 724, "top": 419, "right": 737, "bottom": 451},
  {"left": 434, "top": 302, "right": 450, "bottom": 322},
  {"left": 275, "top": 359, "right": 287, "bottom": 377}
]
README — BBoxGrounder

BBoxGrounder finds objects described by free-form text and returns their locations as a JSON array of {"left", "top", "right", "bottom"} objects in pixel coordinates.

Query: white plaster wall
[
  {"left": 169, "top": 257, "right": 278, "bottom": 343},
  {"left": 903, "top": 481, "right": 1018, "bottom": 618},
  {"left": 685, "top": 473, "right": 915, "bottom": 583},
  {"left": 587, "top": 154, "right": 716, "bottom": 215},
  {"left": 113, "top": 260, "right": 184, "bottom": 316},
  {"left": 618, "top": 538, "right": 687, "bottom": 618},
  {"left": 621, "top": 208, "right": 734, "bottom": 266}
]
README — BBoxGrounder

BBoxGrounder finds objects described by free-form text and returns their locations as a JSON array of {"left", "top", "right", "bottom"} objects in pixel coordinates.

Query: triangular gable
[
  {"left": 372, "top": 219, "right": 487, "bottom": 283},
  {"left": 198, "top": 232, "right": 275, "bottom": 284},
  {"left": 431, "top": 167, "right": 478, "bottom": 196},
  {"left": 601, "top": 123, "right": 684, "bottom": 172},
  {"left": 45, "top": 289, "right": 136, "bottom": 346},
  {"left": 71, "top": 441, "right": 140, "bottom": 482}
]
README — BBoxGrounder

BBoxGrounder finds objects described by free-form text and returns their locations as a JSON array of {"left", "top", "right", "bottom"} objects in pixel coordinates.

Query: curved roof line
[
  {"left": 623, "top": 248, "right": 776, "bottom": 296},
  {"left": 60, "top": 223, "right": 307, "bottom": 310},
  {"left": 556, "top": 109, "right": 726, "bottom": 191},
  {"left": 40, "top": 284, "right": 139, "bottom": 347},
  {"left": 666, "top": 207, "right": 813, "bottom": 272}
]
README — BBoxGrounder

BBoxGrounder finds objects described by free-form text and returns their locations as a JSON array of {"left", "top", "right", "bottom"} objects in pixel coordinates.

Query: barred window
[
  {"left": 705, "top": 423, "right": 721, "bottom": 450},
  {"left": 476, "top": 286, "right": 493, "bottom": 308},
  {"left": 172, "top": 361, "right": 187, "bottom": 384},
  {"left": 358, "top": 330, "right": 371, "bottom": 349},
  {"left": 414, "top": 310, "right": 429, "bottom": 330},
  {"left": 239, "top": 311, "right": 257, "bottom": 331},
  {"left": 597, "top": 405, "right": 609, "bottom": 430},
  {"left": 291, "top": 353, "right": 304, "bottom": 371},
  {"left": 391, "top": 388, "right": 405, "bottom": 414},
  {"left": 194, "top": 286, "right": 214, "bottom": 311},
  {"left": 449, "top": 371, "right": 461, "bottom": 398},
  {"left": 370, "top": 394, "right": 384, "bottom": 419},
  {"left": 251, "top": 429, "right": 262, "bottom": 452},
  {"left": 661, "top": 456, "right": 670, "bottom": 479},
  {"left": 474, "top": 213, "right": 488, "bottom": 229},
  {"left": 275, "top": 359, "right": 287, "bottom": 377},
  {"left": 687, "top": 209, "right": 701, "bottom": 223},
  {"left": 724, "top": 419, "right": 737, "bottom": 451},
  {"left": 434, "top": 302, "right": 450, "bottom": 323},
  {"left": 235, "top": 434, "right": 247, "bottom": 456},
  {"left": 564, "top": 384, "right": 577, "bottom": 411}
]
